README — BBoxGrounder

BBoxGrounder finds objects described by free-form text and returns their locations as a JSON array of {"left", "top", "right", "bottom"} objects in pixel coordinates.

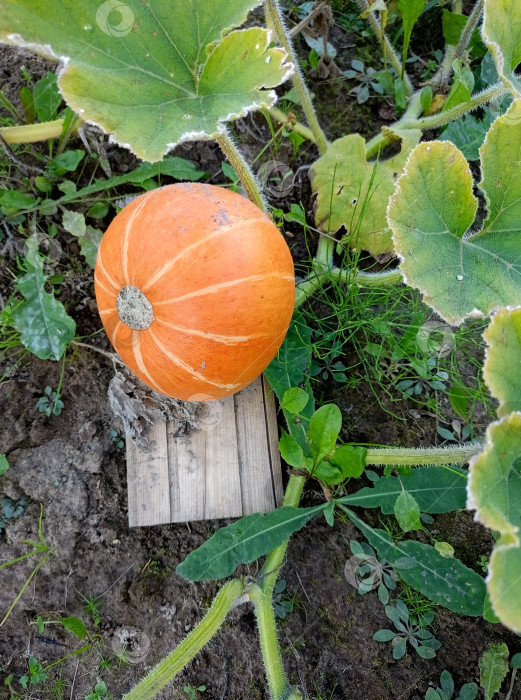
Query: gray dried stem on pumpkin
[{"left": 108, "top": 369, "right": 201, "bottom": 448}]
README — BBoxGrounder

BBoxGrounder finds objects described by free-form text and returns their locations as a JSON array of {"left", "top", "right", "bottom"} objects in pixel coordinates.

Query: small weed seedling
[
  {"left": 373, "top": 601, "right": 441, "bottom": 660},
  {"left": 36, "top": 385, "right": 64, "bottom": 417},
  {"left": 183, "top": 685, "right": 206, "bottom": 700},
  {"left": 86, "top": 680, "right": 110, "bottom": 700},
  {"left": 425, "top": 670, "right": 477, "bottom": 700}
]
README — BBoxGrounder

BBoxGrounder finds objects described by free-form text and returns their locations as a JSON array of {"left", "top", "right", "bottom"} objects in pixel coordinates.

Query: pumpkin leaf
[
  {"left": 467, "top": 413, "right": 521, "bottom": 632},
  {"left": 388, "top": 99, "right": 521, "bottom": 324},
  {"left": 346, "top": 509, "right": 486, "bottom": 616},
  {"left": 483, "top": 307, "right": 521, "bottom": 417},
  {"left": 0, "top": 1, "right": 291, "bottom": 162},
  {"left": 339, "top": 465, "right": 468, "bottom": 514},
  {"left": 11, "top": 236, "right": 76, "bottom": 361},
  {"left": 176, "top": 504, "right": 325, "bottom": 581},
  {"left": 482, "top": 0, "right": 521, "bottom": 97},
  {"left": 479, "top": 643, "right": 510, "bottom": 700},
  {"left": 310, "top": 128, "right": 420, "bottom": 255}
]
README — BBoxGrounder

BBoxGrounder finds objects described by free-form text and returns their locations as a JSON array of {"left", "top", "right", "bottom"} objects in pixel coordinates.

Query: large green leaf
[
  {"left": 483, "top": 307, "right": 521, "bottom": 417},
  {"left": 389, "top": 99, "right": 521, "bottom": 324},
  {"left": 176, "top": 505, "right": 325, "bottom": 581},
  {"left": 467, "top": 414, "right": 521, "bottom": 632},
  {"left": 0, "top": 1, "right": 291, "bottom": 162},
  {"left": 309, "top": 129, "right": 420, "bottom": 255},
  {"left": 339, "top": 466, "right": 468, "bottom": 514},
  {"left": 482, "top": 0, "right": 521, "bottom": 97},
  {"left": 347, "top": 509, "right": 486, "bottom": 615},
  {"left": 12, "top": 237, "right": 76, "bottom": 361}
]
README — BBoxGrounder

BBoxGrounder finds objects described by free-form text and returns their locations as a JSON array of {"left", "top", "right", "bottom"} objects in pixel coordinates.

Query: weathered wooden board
[{"left": 127, "top": 375, "right": 283, "bottom": 526}]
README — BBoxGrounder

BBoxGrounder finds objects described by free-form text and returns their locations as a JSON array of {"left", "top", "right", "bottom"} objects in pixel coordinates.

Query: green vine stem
[
  {"left": 249, "top": 475, "right": 306, "bottom": 700},
  {"left": 123, "top": 579, "right": 245, "bottom": 700},
  {"left": 269, "top": 106, "right": 316, "bottom": 143},
  {"left": 264, "top": 0, "right": 328, "bottom": 154},
  {"left": 295, "top": 266, "right": 403, "bottom": 308},
  {"left": 365, "top": 91, "right": 424, "bottom": 159},
  {"left": 365, "top": 443, "right": 483, "bottom": 466},
  {"left": 356, "top": 0, "right": 413, "bottom": 97},
  {"left": 434, "top": 0, "right": 485, "bottom": 88},
  {"left": 215, "top": 130, "right": 267, "bottom": 211},
  {"left": 0, "top": 119, "right": 65, "bottom": 144},
  {"left": 398, "top": 82, "right": 508, "bottom": 131}
]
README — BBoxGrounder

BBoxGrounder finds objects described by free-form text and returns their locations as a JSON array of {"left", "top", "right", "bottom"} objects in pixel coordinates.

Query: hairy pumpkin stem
[
  {"left": 365, "top": 443, "right": 483, "bottom": 466},
  {"left": 0, "top": 119, "right": 65, "bottom": 144},
  {"left": 123, "top": 579, "right": 245, "bottom": 700},
  {"left": 398, "top": 83, "right": 508, "bottom": 131},
  {"left": 215, "top": 130, "right": 267, "bottom": 211},
  {"left": 265, "top": 0, "right": 328, "bottom": 154},
  {"left": 294, "top": 266, "right": 403, "bottom": 308},
  {"left": 356, "top": 0, "right": 413, "bottom": 96},
  {"left": 434, "top": 0, "right": 485, "bottom": 88},
  {"left": 249, "top": 475, "right": 305, "bottom": 700}
]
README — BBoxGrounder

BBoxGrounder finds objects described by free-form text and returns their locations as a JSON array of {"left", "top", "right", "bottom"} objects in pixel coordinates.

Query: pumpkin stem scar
[{"left": 117, "top": 285, "right": 155, "bottom": 330}]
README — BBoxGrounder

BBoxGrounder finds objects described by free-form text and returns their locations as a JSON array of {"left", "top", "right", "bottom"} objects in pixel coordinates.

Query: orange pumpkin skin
[{"left": 94, "top": 183, "right": 295, "bottom": 401}]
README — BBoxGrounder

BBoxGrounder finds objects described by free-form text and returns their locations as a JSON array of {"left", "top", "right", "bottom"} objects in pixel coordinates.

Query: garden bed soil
[{"left": 1, "top": 9, "right": 521, "bottom": 700}]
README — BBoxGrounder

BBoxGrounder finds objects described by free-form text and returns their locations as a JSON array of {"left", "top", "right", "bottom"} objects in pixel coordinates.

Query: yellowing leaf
[{"left": 310, "top": 129, "right": 420, "bottom": 255}]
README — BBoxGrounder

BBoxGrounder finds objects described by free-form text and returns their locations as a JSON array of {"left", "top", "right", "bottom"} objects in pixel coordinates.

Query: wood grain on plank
[
  {"left": 127, "top": 375, "right": 283, "bottom": 526},
  {"left": 127, "top": 421, "right": 171, "bottom": 527}
]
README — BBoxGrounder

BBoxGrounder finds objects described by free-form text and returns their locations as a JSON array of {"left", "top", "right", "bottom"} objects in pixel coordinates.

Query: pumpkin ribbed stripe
[
  {"left": 153, "top": 273, "right": 292, "bottom": 306},
  {"left": 96, "top": 255, "right": 120, "bottom": 292},
  {"left": 132, "top": 332, "right": 166, "bottom": 395},
  {"left": 148, "top": 328, "right": 241, "bottom": 391},
  {"left": 122, "top": 191, "right": 155, "bottom": 284},
  {"left": 154, "top": 319, "right": 265, "bottom": 345},
  {"left": 142, "top": 219, "right": 268, "bottom": 294}
]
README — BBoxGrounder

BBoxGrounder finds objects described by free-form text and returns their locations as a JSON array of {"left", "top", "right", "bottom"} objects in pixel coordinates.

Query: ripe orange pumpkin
[{"left": 94, "top": 183, "right": 295, "bottom": 401}]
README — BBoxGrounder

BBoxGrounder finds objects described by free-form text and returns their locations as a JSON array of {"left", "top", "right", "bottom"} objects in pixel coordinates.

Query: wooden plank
[
  {"left": 127, "top": 421, "right": 171, "bottom": 527},
  {"left": 262, "top": 375, "right": 284, "bottom": 507},
  {"left": 203, "top": 393, "right": 243, "bottom": 519},
  {"left": 235, "top": 377, "right": 276, "bottom": 514},
  {"left": 127, "top": 375, "right": 284, "bottom": 526}
]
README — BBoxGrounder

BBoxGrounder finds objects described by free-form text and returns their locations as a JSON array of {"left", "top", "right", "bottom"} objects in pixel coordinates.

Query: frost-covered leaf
[
  {"left": 0, "top": 1, "right": 291, "bottom": 162},
  {"left": 388, "top": 99, "right": 521, "bottom": 324},
  {"left": 483, "top": 307, "right": 521, "bottom": 417},
  {"left": 11, "top": 236, "right": 75, "bottom": 360},
  {"left": 483, "top": 0, "right": 521, "bottom": 96},
  {"left": 310, "top": 129, "right": 420, "bottom": 255},
  {"left": 479, "top": 643, "right": 509, "bottom": 700},
  {"left": 108, "top": 369, "right": 198, "bottom": 448},
  {"left": 467, "top": 414, "right": 521, "bottom": 632}
]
